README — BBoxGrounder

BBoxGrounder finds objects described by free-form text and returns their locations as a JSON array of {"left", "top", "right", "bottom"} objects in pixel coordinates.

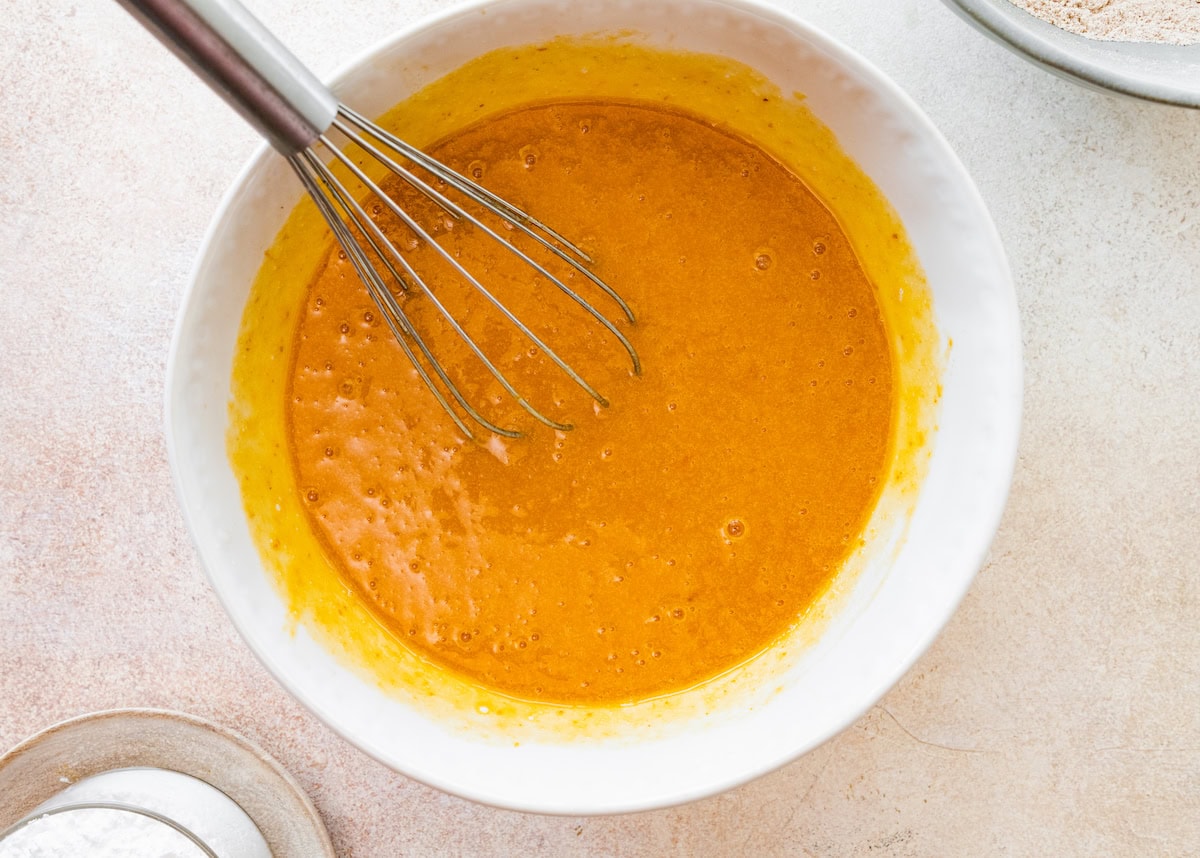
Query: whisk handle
[{"left": 115, "top": 0, "right": 337, "bottom": 153}]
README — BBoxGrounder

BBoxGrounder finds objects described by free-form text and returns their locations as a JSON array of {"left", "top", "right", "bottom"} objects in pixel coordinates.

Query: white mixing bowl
[{"left": 167, "top": 0, "right": 1021, "bottom": 814}]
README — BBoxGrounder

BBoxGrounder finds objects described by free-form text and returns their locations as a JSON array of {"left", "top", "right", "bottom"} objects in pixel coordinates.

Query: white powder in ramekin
[
  {"left": 0, "top": 808, "right": 207, "bottom": 858},
  {"left": 12, "top": 768, "right": 270, "bottom": 858},
  {"left": 1007, "top": 0, "right": 1200, "bottom": 44}
]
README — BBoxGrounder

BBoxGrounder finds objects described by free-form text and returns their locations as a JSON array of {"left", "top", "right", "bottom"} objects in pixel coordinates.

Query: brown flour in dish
[{"left": 1007, "top": 0, "right": 1200, "bottom": 44}]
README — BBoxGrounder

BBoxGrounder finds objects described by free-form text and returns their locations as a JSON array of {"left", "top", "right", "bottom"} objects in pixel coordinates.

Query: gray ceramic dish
[{"left": 942, "top": 0, "right": 1200, "bottom": 107}]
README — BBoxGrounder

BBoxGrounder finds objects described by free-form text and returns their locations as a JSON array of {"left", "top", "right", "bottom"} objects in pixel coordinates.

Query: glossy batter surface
[{"left": 285, "top": 101, "right": 894, "bottom": 704}]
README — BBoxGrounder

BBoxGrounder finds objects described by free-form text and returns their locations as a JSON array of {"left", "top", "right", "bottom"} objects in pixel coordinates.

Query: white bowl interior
[{"left": 167, "top": 0, "right": 1020, "bottom": 814}]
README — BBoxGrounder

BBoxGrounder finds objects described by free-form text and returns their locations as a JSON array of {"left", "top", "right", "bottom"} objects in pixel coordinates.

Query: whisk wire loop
[
  {"left": 289, "top": 154, "right": 509, "bottom": 439},
  {"left": 329, "top": 117, "right": 642, "bottom": 381},
  {"left": 292, "top": 151, "right": 525, "bottom": 439},
  {"left": 317, "top": 135, "right": 581, "bottom": 432},
  {"left": 337, "top": 107, "right": 640, "bottom": 333},
  {"left": 338, "top": 108, "right": 593, "bottom": 261}
]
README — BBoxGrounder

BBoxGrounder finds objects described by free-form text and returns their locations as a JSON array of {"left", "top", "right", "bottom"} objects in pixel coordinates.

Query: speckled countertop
[{"left": 1, "top": 0, "right": 1197, "bottom": 854}]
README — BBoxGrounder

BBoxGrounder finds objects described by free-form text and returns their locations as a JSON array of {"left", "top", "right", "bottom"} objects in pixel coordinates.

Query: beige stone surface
[{"left": 1, "top": 0, "right": 1197, "bottom": 855}]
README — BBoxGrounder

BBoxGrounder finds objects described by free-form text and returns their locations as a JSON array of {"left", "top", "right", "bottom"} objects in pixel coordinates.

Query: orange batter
[{"left": 284, "top": 100, "right": 893, "bottom": 705}]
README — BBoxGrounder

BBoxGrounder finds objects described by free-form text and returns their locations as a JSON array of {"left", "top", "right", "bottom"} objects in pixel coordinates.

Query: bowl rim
[
  {"left": 940, "top": 0, "right": 1200, "bottom": 108},
  {"left": 0, "top": 709, "right": 334, "bottom": 854},
  {"left": 165, "top": 0, "right": 1023, "bottom": 814}
]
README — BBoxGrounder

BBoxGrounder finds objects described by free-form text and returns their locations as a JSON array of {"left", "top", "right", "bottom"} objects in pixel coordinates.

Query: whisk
[{"left": 118, "top": 0, "right": 640, "bottom": 438}]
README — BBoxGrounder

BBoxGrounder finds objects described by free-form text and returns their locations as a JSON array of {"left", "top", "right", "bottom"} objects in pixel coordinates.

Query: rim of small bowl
[
  {"left": 0, "top": 709, "right": 334, "bottom": 852},
  {"left": 165, "top": 0, "right": 1022, "bottom": 813},
  {"left": 941, "top": 0, "right": 1200, "bottom": 108}
]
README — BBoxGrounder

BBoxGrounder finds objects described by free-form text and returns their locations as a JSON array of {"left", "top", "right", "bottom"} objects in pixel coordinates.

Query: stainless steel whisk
[{"left": 118, "top": 0, "right": 640, "bottom": 438}]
